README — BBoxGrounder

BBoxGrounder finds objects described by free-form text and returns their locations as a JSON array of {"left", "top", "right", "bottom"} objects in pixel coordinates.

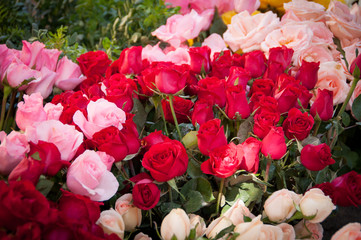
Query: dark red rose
[
  {"left": 8, "top": 157, "right": 44, "bottom": 185},
  {"left": 154, "top": 62, "right": 189, "bottom": 94},
  {"left": 295, "top": 84, "right": 312, "bottom": 110},
  {"left": 310, "top": 89, "right": 333, "bottom": 121},
  {"left": 189, "top": 46, "right": 211, "bottom": 74},
  {"left": 184, "top": 73, "right": 199, "bottom": 96},
  {"left": 191, "top": 98, "right": 214, "bottom": 126},
  {"left": 142, "top": 130, "right": 171, "bottom": 151},
  {"left": 225, "top": 85, "right": 250, "bottom": 120},
  {"left": 249, "top": 78, "right": 275, "bottom": 97},
  {"left": 267, "top": 46, "right": 294, "bottom": 71},
  {"left": 274, "top": 83, "right": 301, "bottom": 114},
  {"left": 313, "top": 182, "right": 337, "bottom": 203},
  {"left": 250, "top": 95, "right": 279, "bottom": 114},
  {"left": 197, "top": 76, "right": 227, "bottom": 108},
  {"left": 282, "top": 108, "right": 314, "bottom": 140},
  {"left": 226, "top": 66, "right": 251, "bottom": 89},
  {"left": 161, "top": 96, "right": 194, "bottom": 124},
  {"left": 296, "top": 60, "right": 320, "bottom": 90},
  {"left": 77, "top": 50, "right": 111, "bottom": 77},
  {"left": 82, "top": 82, "right": 106, "bottom": 101},
  {"left": 197, "top": 118, "right": 227, "bottom": 156},
  {"left": 243, "top": 50, "right": 267, "bottom": 78},
  {"left": 211, "top": 50, "right": 233, "bottom": 79},
  {"left": 106, "top": 46, "right": 143, "bottom": 77},
  {"left": 261, "top": 126, "right": 287, "bottom": 160},
  {"left": 275, "top": 73, "right": 299, "bottom": 95},
  {"left": 132, "top": 178, "right": 160, "bottom": 210},
  {"left": 253, "top": 109, "right": 280, "bottom": 139},
  {"left": 331, "top": 171, "right": 361, "bottom": 206},
  {"left": 201, "top": 142, "right": 243, "bottom": 178},
  {"left": 263, "top": 62, "right": 285, "bottom": 83},
  {"left": 240, "top": 137, "right": 262, "bottom": 173},
  {"left": 14, "top": 222, "right": 42, "bottom": 240},
  {"left": 300, "top": 143, "right": 335, "bottom": 171},
  {"left": 142, "top": 140, "right": 188, "bottom": 182}
]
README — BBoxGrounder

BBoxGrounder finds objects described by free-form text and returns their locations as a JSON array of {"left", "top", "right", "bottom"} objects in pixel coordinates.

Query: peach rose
[
  {"left": 296, "top": 44, "right": 335, "bottom": 67},
  {"left": 161, "top": 208, "right": 191, "bottom": 240},
  {"left": 189, "top": 214, "right": 207, "bottom": 238},
  {"left": 142, "top": 43, "right": 190, "bottom": 65},
  {"left": 234, "top": 215, "right": 263, "bottom": 240},
  {"left": 223, "top": 199, "right": 254, "bottom": 225},
  {"left": 223, "top": 11, "right": 280, "bottom": 53},
  {"left": 277, "top": 223, "right": 296, "bottom": 240},
  {"left": 299, "top": 188, "right": 336, "bottom": 223},
  {"left": 205, "top": 216, "right": 233, "bottom": 239},
  {"left": 96, "top": 209, "right": 125, "bottom": 239},
  {"left": 284, "top": 0, "right": 326, "bottom": 22},
  {"left": 134, "top": 232, "right": 152, "bottom": 240},
  {"left": 259, "top": 224, "right": 284, "bottom": 240},
  {"left": 326, "top": 1, "right": 361, "bottom": 44},
  {"left": 315, "top": 61, "right": 350, "bottom": 105},
  {"left": 294, "top": 220, "right": 323, "bottom": 240},
  {"left": 115, "top": 193, "right": 142, "bottom": 231},
  {"left": 264, "top": 189, "right": 302, "bottom": 223},
  {"left": 331, "top": 222, "right": 361, "bottom": 240}
]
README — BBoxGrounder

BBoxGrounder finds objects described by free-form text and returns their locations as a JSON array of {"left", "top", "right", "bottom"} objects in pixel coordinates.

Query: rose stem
[
  {"left": 312, "top": 115, "right": 321, "bottom": 137},
  {"left": 168, "top": 183, "right": 173, "bottom": 202},
  {"left": 216, "top": 178, "right": 225, "bottom": 216},
  {"left": 0, "top": 86, "right": 11, "bottom": 131},
  {"left": 149, "top": 209, "right": 153, "bottom": 228},
  {"left": 4, "top": 91, "right": 17, "bottom": 131},
  {"left": 168, "top": 95, "right": 182, "bottom": 141},
  {"left": 336, "top": 76, "right": 360, "bottom": 118},
  {"left": 264, "top": 157, "right": 273, "bottom": 183},
  {"left": 159, "top": 100, "right": 169, "bottom": 136}
]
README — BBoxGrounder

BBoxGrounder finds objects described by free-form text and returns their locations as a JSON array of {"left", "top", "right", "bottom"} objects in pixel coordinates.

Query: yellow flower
[
  {"left": 311, "top": 0, "right": 345, "bottom": 8},
  {"left": 221, "top": 10, "right": 237, "bottom": 25},
  {"left": 260, "top": 0, "right": 291, "bottom": 12},
  {"left": 187, "top": 39, "right": 194, "bottom": 47}
]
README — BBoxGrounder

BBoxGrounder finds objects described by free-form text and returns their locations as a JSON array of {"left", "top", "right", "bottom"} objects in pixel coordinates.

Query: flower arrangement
[{"left": 1, "top": 0, "right": 361, "bottom": 239}]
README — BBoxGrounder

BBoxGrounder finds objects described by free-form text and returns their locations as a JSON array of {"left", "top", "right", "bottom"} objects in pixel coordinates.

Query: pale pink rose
[
  {"left": 189, "top": 214, "right": 206, "bottom": 238},
  {"left": 44, "top": 102, "right": 63, "bottom": 121},
  {"left": 261, "top": 23, "right": 313, "bottom": 61},
  {"left": 277, "top": 223, "right": 296, "bottom": 240},
  {"left": 259, "top": 224, "right": 284, "bottom": 240},
  {"left": 67, "top": 150, "right": 119, "bottom": 201},
  {"left": 142, "top": 43, "right": 190, "bottom": 65},
  {"left": 281, "top": 10, "right": 302, "bottom": 23},
  {"left": 315, "top": 61, "right": 350, "bottom": 105},
  {"left": 0, "top": 131, "right": 29, "bottom": 175},
  {"left": 26, "top": 120, "right": 83, "bottom": 161},
  {"left": 4, "top": 60, "right": 41, "bottom": 88},
  {"left": 205, "top": 216, "right": 233, "bottom": 239},
  {"left": 190, "top": 0, "right": 217, "bottom": 13},
  {"left": 96, "top": 151, "right": 115, "bottom": 170},
  {"left": 20, "top": 40, "right": 45, "bottom": 69},
  {"left": 214, "top": 0, "right": 234, "bottom": 14},
  {"left": 233, "top": 215, "right": 263, "bottom": 240},
  {"left": 223, "top": 11, "right": 280, "bottom": 53},
  {"left": 223, "top": 199, "right": 254, "bottom": 225},
  {"left": 299, "top": 188, "right": 336, "bottom": 223},
  {"left": 54, "top": 56, "right": 83, "bottom": 90},
  {"left": 264, "top": 189, "right": 302, "bottom": 223},
  {"left": 234, "top": 0, "right": 260, "bottom": 14},
  {"left": 202, "top": 33, "right": 228, "bottom": 60},
  {"left": 326, "top": 1, "right": 361, "bottom": 44},
  {"left": 284, "top": 0, "right": 325, "bottom": 22},
  {"left": 294, "top": 220, "right": 323, "bottom": 240},
  {"left": 331, "top": 222, "right": 361, "bottom": 240},
  {"left": 164, "top": 0, "right": 191, "bottom": 14},
  {"left": 115, "top": 193, "right": 142, "bottom": 231},
  {"left": 134, "top": 233, "right": 152, "bottom": 240},
  {"left": 73, "top": 98, "right": 126, "bottom": 139},
  {"left": 307, "top": 21, "right": 334, "bottom": 46},
  {"left": 0, "top": 44, "right": 17, "bottom": 81},
  {"left": 161, "top": 208, "right": 191, "bottom": 240},
  {"left": 15, "top": 92, "right": 47, "bottom": 131},
  {"left": 296, "top": 44, "right": 335, "bottom": 67},
  {"left": 35, "top": 48, "right": 61, "bottom": 72},
  {"left": 26, "top": 66, "right": 57, "bottom": 98},
  {"left": 96, "top": 209, "right": 125, "bottom": 239},
  {"left": 152, "top": 9, "right": 214, "bottom": 48}
]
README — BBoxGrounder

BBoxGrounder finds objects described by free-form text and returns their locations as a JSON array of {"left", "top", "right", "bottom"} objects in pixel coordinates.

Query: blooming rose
[
  {"left": 249, "top": 78, "right": 275, "bottom": 97},
  {"left": 161, "top": 208, "right": 191, "bottom": 240},
  {"left": 331, "top": 222, "right": 361, "bottom": 240},
  {"left": 142, "top": 140, "right": 188, "bottom": 182},
  {"left": 197, "top": 118, "right": 227, "bottom": 156},
  {"left": 264, "top": 189, "right": 302, "bottom": 223},
  {"left": 142, "top": 43, "right": 190, "bottom": 65},
  {"left": 283, "top": 0, "right": 325, "bottom": 21},
  {"left": 205, "top": 216, "right": 233, "bottom": 239},
  {"left": 54, "top": 56, "right": 83, "bottom": 91},
  {"left": 310, "top": 89, "right": 334, "bottom": 121},
  {"left": 25, "top": 66, "right": 58, "bottom": 98},
  {"left": 131, "top": 174, "right": 161, "bottom": 210},
  {"left": 282, "top": 108, "right": 314, "bottom": 140},
  {"left": 67, "top": 150, "right": 118, "bottom": 201},
  {"left": 223, "top": 199, "right": 254, "bottom": 226},
  {"left": 261, "top": 127, "right": 287, "bottom": 160},
  {"left": 300, "top": 143, "right": 335, "bottom": 171},
  {"left": 299, "top": 188, "right": 336, "bottom": 223},
  {"left": 331, "top": 171, "right": 361, "bottom": 206},
  {"left": 96, "top": 209, "right": 125, "bottom": 239},
  {"left": 44, "top": 102, "right": 63, "bottom": 120},
  {"left": 115, "top": 194, "right": 142, "bottom": 231},
  {"left": 141, "top": 130, "right": 171, "bottom": 151},
  {"left": 161, "top": 96, "right": 194, "bottom": 124},
  {"left": 294, "top": 220, "right": 323, "bottom": 240},
  {"left": 77, "top": 50, "right": 111, "bottom": 77},
  {"left": 253, "top": 110, "right": 280, "bottom": 139}
]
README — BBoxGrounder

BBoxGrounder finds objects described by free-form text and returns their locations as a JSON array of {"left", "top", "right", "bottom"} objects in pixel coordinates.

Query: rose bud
[
  {"left": 268, "top": 46, "right": 294, "bottom": 71},
  {"left": 300, "top": 144, "right": 335, "bottom": 171},
  {"left": 106, "top": 46, "right": 143, "bottom": 77},
  {"left": 223, "top": 199, "right": 254, "bottom": 226},
  {"left": 225, "top": 85, "right": 250, "bottom": 120},
  {"left": 131, "top": 175, "right": 161, "bottom": 210},
  {"left": 277, "top": 223, "right": 296, "bottom": 240},
  {"left": 261, "top": 127, "right": 287, "bottom": 160},
  {"left": 264, "top": 189, "right": 302, "bottom": 223},
  {"left": 189, "top": 46, "right": 211, "bottom": 74},
  {"left": 310, "top": 89, "right": 333, "bottom": 121},
  {"left": 189, "top": 214, "right": 206, "bottom": 238},
  {"left": 259, "top": 224, "right": 284, "bottom": 240},
  {"left": 282, "top": 108, "right": 314, "bottom": 141},
  {"left": 299, "top": 188, "right": 336, "bottom": 223},
  {"left": 253, "top": 109, "right": 280, "bottom": 139},
  {"left": 350, "top": 52, "right": 361, "bottom": 74},
  {"left": 8, "top": 156, "right": 44, "bottom": 185},
  {"left": 197, "top": 76, "right": 227, "bottom": 108},
  {"left": 249, "top": 78, "right": 275, "bottom": 97},
  {"left": 77, "top": 50, "right": 111, "bottom": 77},
  {"left": 161, "top": 96, "right": 194, "bottom": 124},
  {"left": 294, "top": 220, "right": 323, "bottom": 240},
  {"left": 296, "top": 60, "right": 320, "bottom": 90},
  {"left": 191, "top": 98, "right": 214, "bottom": 126},
  {"left": 205, "top": 216, "right": 233, "bottom": 239},
  {"left": 96, "top": 209, "right": 125, "bottom": 239},
  {"left": 330, "top": 222, "right": 361, "bottom": 240},
  {"left": 154, "top": 62, "right": 188, "bottom": 94},
  {"left": 197, "top": 118, "right": 227, "bottom": 156},
  {"left": 161, "top": 208, "right": 190, "bottom": 240},
  {"left": 243, "top": 50, "right": 267, "bottom": 78},
  {"left": 226, "top": 66, "right": 251, "bottom": 89},
  {"left": 240, "top": 137, "right": 262, "bottom": 173},
  {"left": 115, "top": 193, "right": 142, "bottom": 232},
  {"left": 233, "top": 215, "right": 263, "bottom": 239},
  {"left": 274, "top": 83, "right": 301, "bottom": 114},
  {"left": 211, "top": 50, "right": 233, "bottom": 79}
]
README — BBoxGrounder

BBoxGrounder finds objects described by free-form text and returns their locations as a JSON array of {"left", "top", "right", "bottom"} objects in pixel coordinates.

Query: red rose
[
  {"left": 243, "top": 50, "right": 267, "bottom": 78},
  {"left": 274, "top": 73, "right": 298, "bottom": 94},
  {"left": 77, "top": 50, "right": 111, "bottom": 77},
  {"left": 197, "top": 118, "right": 227, "bottom": 156},
  {"left": 161, "top": 96, "right": 194, "bottom": 124},
  {"left": 191, "top": 98, "right": 214, "bottom": 126},
  {"left": 267, "top": 46, "right": 294, "bottom": 71},
  {"left": 263, "top": 62, "right": 285, "bottom": 83},
  {"left": 240, "top": 137, "right": 262, "bottom": 173},
  {"left": 14, "top": 222, "right": 42, "bottom": 240},
  {"left": 300, "top": 143, "right": 335, "bottom": 171},
  {"left": 331, "top": 171, "right": 361, "bottom": 206},
  {"left": 350, "top": 53, "right": 361, "bottom": 74},
  {"left": 251, "top": 95, "right": 279, "bottom": 114},
  {"left": 137, "top": 68, "right": 156, "bottom": 97},
  {"left": 274, "top": 83, "right": 301, "bottom": 114},
  {"left": 154, "top": 62, "right": 189, "bottom": 94},
  {"left": 253, "top": 109, "right": 280, "bottom": 139},
  {"left": 249, "top": 78, "right": 275, "bottom": 97},
  {"left": 201, "top": 142, "right": 242, "bottom": 178},
  {"left": 296, "top": 60, "right": 320, "bottom": 90},
  {"left": 295, "top": 84, "right": 312, "bottom": 109},
  {"left": 310, "top": 89, "right": 333, "bottom": 121},
  {"left": 282, "top": 108, "right": 314, "bottom": 140},
  {"left": 225, "top": 85, "right": 250, "bottom": 120},
  {"left": 226, "top": 66, "right": 251, "bottom": 89},
  {"left": 261, "top": 126, "right": 287, "bottom": 160},
  {"left": 197, "top": 76, "right": 227, "bottom": 108},
  {"left": 132, "top": 178, "right": 160, "bottom": 210},
  {"left": 189, "top": 46, "right": 211, "bottom": 74},
  {"left": 142, "top": 130, "right": 171, "bottom": 151},
  {"left": 106, "top": 46, "right": 143, "bottom": 77},
  {"left": 8, "top": 157, "right": 44, "bottom": 185},
  {"left": 121, "top": 113, "right": 141, "bottom": 155},
  {"left": 211, "top": 50, "right": 233, "bottom": 79},
  {"left": 142, "top": 140, "right": 188, "bottom": 182}
]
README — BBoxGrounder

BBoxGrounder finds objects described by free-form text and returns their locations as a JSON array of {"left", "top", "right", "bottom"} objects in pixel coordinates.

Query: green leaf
[
  {"left": 239, "top": 182, "right": 263, "bottom": 206},
  {"left": 132, "top": 98, "right": 148, "bottom": 133},
  {"left": 341, "top": 112, "right": 351, "bottom": 126},
  {"left": 187, "top": 159, "right": 204, "bottom": 178},
  {"left": 159, "top": 202, "right": 182, "bottom": 215},
  {"left": 36, "top": 177, "right": 54, "bottom": 197},
  {"left": 352, "top": 94, "right": 361, "bottom": 121},
  {"left": 315, "top": 167, "right": 331, "bottom": 184},
  {"left": 287, "top": 210, "right": 304, "bottom": 222},
  {"left": 213, "top": 224, "right": 234, "bottom": 240},
  {"left": 196, "top": 177, "right": 214, "bottom": 202},
  {"left": 209, "top": 8, "right": 227, "bottom": 36},
  {"left": 243, "top": 216, "right": 252, "bottom": 222},
  {"left": 345, "top": 151, "right": 359, "bottom": 169},
  {"left": 184, "top": 190, "right": 203, "bottom": 213},
  {"left": 353, "top": 65, "right": 360, "bottom": 79},
  {"left": 225, "top": 186, "right": 249, "bottom": 206}
]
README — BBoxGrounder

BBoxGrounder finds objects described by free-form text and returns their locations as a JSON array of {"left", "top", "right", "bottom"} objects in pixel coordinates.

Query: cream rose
[
  {"left": 189, "top": 214, "right": 206, "bottom": 238},
  {"left": 205, "top": 216, "right": 233, "bottom": 239},
  {"left": 234, "top": 215, "right": 263, "bottom": 240},
  {"left": 223, "top": 199, "right": 254, "bottom": 225},
  {"left": 115, "top": 193, "right": 142, "bottom": 232},
  {"left": 161, "top": 208, "right": 190, "bottom": 240},
  {"left": 96, "top": 209, "right": 125, "bottom": 239},
  {"left": 277, "top": 223, "right": 296, "bottom": 240},
  {"left": 299, "top": 188, "right": 336, "bottom": 223},
  {"left": 331, "top": 222, "right": 361, "bottom": 240},
  {"left": 259, "top": 224, "right": 284, "bottom": 240},
  {"left": 294, "top": 220, "right": 323, "bottom": 240},
  {"left": 284, "top": 0, "right": 326, "bottom": 22}
]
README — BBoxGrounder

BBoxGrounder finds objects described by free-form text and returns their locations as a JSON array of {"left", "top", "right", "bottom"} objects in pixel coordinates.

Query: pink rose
[
  {"left": 223, "top": 11, "right": 280, "bottom": 53},
  {"left": 142, "top": 43, "right": 190, "bottom": 65},
  {"left": 4, "top": 61, "right": 41, "bottom": 88},
  {"left": 26, "top": 66, "right": 57, "bottom": 98},
  {"left": 73, "top": 98, "right": 126, "bottom": 139},
  {"left": 294, "top": 220, "right": 323, "bottom": 240},
  {"left": 296, "top": 44, "right": 335, "bottom": 67},
  {"left": 284, "top": 0, "right": 325, "bottom": 21},
  {"left": 44, "top": 102, "right": 63, "bottom": 120},
  {"left": 0, "top": 131, "right": 29, "bottom": 175},
  {"left": 54, "top": 56, "right": 83, "bottom": 90},
  {"left": 35, "top": 48, "right": 61, "bottom": 72},
  {"left": 15, "top": 93, "right": 47, "bottom": 131},
  {"left": 19, "top": 41, "right": 45, "bottom": 69},
  {"left": 67, "top": 150, "right": 118, "bottom": 201},
  {"left": 331, "top": 222, "right": 361, "bottom": 240},
  {"left": 234, "top": 0, "right": 260, "bottom": 14},
  {"left": 25, "top": 120, "right": 83, "bottom": 161},
  {"left": 201, "top": 34, "right": 228, "bottom": 60},
  {"left": 0, "top": 45, "right": 17, "bottom": 80}
]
